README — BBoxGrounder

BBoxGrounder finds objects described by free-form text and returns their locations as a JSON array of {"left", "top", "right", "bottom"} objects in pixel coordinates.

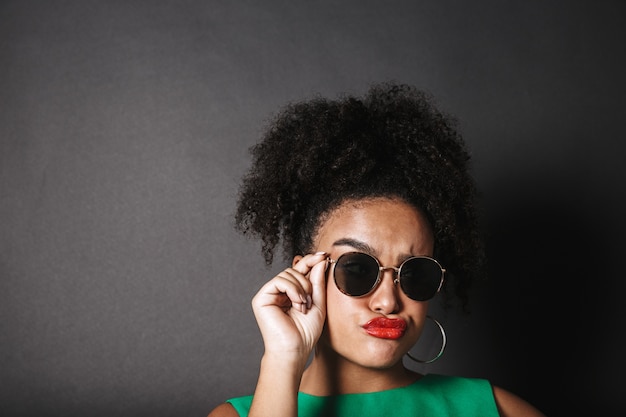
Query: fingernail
[{"left": 315, "top": 251, "right": 326, "bottom": 255}]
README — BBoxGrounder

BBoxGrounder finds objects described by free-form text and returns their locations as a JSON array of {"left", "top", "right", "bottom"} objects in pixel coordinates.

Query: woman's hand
[{"left": 251, "top": 252, "right": 328, "bottom": 367}]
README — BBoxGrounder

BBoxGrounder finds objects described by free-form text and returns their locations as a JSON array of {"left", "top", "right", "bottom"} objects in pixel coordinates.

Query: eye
[
  {"left": 339, "top": 260, "right": 369, "bottom": 276},
  {"left": 399, "top": 260, "right": 419, "bottom": 279}
]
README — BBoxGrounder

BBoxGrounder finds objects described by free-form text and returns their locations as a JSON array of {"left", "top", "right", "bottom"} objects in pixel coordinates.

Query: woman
[{"left": 208, "top": 83, "right": 545, "bottom": 416}]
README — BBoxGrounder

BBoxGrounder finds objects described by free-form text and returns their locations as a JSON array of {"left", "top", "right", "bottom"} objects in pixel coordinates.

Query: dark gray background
[{"left": 1, "top": 1, "right": 625, "bottom": 416}]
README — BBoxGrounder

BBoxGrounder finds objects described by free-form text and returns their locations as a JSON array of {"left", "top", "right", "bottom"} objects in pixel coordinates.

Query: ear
[{"left": 292, "top": 255, "right": 303, "bottom": 267}]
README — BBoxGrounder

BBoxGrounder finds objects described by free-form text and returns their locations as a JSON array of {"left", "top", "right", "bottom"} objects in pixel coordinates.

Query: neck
[{"left": 299, "top": 344, "right": 420, "bottom": 396}]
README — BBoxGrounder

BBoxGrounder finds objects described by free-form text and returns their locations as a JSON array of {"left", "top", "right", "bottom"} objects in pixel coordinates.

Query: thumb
[{"left": 309, "top": 258, "right": 328, "bottom": 312}]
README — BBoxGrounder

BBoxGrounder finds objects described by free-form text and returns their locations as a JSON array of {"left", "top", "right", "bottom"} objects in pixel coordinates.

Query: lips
[{"left": 362, "top": 317, "right": 407, "bottom": 340}]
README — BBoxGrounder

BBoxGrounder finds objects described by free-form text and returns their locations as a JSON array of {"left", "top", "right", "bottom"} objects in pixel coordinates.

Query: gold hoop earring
[{"left": 406, "top": 315, "right": 447, "bottom": 364}]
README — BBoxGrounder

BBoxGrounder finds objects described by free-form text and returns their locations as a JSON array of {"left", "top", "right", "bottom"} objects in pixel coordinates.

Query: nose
[{"left": 368, "top": 268, "right": 401, "bottom": 314}]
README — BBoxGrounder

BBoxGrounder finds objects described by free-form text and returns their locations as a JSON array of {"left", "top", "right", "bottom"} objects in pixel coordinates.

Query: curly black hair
[{"left": 235, "top": 82, "right": 485, "bottom": 310}]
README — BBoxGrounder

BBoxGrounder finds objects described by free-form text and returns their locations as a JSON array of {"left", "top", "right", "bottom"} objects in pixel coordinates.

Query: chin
[
  {"left": 364, "top": 358, "right": 402, "bottom": 370},
  {"left": 353, "top": 354, "right": 405, "bottom": 370},
  {"left": 357, "top": 343, "right": 405, "bottom": 368}
]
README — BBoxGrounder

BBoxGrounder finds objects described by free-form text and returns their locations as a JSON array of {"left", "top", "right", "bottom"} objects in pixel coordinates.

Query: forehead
[{"left": 313, "top": 197, "right": 434, "bottom": 256}]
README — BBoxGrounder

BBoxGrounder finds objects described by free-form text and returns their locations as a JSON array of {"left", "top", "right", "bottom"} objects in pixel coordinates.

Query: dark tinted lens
[
  {"left": 334, "top": 252, "right": 380, "bottom": 296},
  {"left": 399, "top": 257, "right": 442, "bottom": 301}
]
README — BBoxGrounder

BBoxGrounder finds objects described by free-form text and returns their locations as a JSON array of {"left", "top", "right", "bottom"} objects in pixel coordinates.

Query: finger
[
  {"left": 254, "top": 252, "right": 328, "bottom": 314},
  {"left": 253, "top": 274, "right": 308, "bottom": 310},
  {"left": 308, "top": 257, "right": 328, "bottom": 312},
  {"left": 292, "top": 252, "right": 328, "bottom": 310},
  {"left": 280, "top": 268, "right": 313, "bottom": 297},
  {"left": 291, "top": 251, "right": 328, "bottom": 276}
]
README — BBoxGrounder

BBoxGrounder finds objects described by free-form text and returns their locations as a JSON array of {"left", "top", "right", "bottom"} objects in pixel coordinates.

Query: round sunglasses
[{"left": 328, "top": 252, "right": 445, "bottom": 301}]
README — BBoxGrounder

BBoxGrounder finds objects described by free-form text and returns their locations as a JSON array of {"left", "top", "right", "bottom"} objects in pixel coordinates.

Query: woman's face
[{"left": 312, "top": 197, "right": 435, "bottom": 369}]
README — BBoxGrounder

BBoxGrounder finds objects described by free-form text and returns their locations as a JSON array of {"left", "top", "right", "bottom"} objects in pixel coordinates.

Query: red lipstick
[{"left": 363, "top": 318, "right": 407, "bottom": 340}]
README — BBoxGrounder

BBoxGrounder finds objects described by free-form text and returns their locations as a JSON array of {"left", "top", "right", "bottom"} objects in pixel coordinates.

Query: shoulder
[
  {"left": 207, "top": 402, "right": 239, "bottom": 417},
  {"left": 492, "top": 385, "right": 546, "bottom": 417}
]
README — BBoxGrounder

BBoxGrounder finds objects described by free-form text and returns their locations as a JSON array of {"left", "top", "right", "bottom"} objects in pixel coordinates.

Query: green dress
[{"left": 226, "top": 373, "right": 500, "bottom": 416}]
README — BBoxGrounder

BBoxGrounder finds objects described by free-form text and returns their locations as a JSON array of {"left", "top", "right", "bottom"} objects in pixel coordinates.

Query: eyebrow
[
  {"left": 331, "top": 237, "right": 417, "bottom": 264},
  {"left": 332, "top": 238, "right": 376, "bottom": 254}
]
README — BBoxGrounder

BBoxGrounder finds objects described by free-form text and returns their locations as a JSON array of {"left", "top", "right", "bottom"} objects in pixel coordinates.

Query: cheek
[
  {"left": 324, "top": 279, "right": 361, "bottom": 331},
  {"left": 406, "top": 298, "right": 429, "bottom": 316},
  {"left": 404, "top": 302, "right": 429, "bottom": 340},
  {"left": 325, "top": 278, "right": 348, "bottom": 317}
]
